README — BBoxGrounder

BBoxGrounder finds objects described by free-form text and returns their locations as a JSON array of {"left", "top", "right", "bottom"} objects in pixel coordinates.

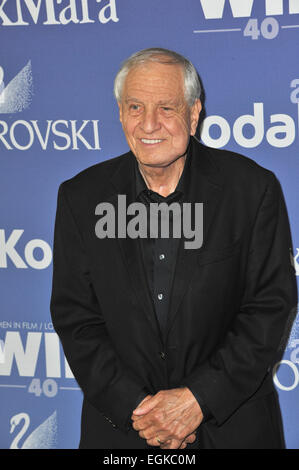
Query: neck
[{"left": 138, "top": 153, "right": 186, "bottom": 197}]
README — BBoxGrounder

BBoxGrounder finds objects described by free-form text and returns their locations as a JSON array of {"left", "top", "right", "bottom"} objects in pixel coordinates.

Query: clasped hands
[{"left": 131, "top": 387, "right": 203, "bottom": 449}]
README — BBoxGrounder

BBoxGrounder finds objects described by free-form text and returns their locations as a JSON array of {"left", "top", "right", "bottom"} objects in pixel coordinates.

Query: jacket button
[{"left": 159, "top": 351, "right": 166, "bottom": 360}]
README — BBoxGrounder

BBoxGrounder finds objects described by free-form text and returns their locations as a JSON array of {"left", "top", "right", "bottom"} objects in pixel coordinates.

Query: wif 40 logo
[
  {"left": 195, "top": 0, "right": 299, "bottom": 41},
  {"left": 199, "top": 0, "right": 299, "bottom": 19}
]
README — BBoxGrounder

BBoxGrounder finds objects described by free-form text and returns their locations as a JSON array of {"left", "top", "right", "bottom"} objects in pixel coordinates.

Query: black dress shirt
[
  {"left": 135, "top": 168, "right": 185, "bottom": 338},
  {"left": 131, "top": 144, "right": 211, "bottom": 424}
]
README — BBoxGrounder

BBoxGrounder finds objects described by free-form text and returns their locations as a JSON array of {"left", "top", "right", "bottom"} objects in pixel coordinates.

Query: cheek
[
  {"left": 122, "top": 118, "right": 138, "bottom": 140},
  {"left": 167, "top": 116, "right": 191, "bottom": 142}
]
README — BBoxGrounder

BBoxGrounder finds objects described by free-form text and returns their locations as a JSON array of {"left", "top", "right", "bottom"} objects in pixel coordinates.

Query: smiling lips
[{"left": 140, "top": 138, "right": 164, "bottom": 144}]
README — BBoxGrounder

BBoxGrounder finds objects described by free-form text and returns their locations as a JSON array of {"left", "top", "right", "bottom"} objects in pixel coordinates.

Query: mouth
[{"left": 140, "top": 138, "right": 164, "bottom": 145}]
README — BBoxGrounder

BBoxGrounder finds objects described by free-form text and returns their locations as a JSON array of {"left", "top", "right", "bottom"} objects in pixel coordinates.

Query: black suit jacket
[{"left": 50, "top": 137, "right": 298, "bottom": 449}]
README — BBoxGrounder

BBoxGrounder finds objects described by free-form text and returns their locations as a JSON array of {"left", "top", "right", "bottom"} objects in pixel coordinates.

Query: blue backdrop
[{"left": 0, "top": 0, "right": 298, "bottom": 449}]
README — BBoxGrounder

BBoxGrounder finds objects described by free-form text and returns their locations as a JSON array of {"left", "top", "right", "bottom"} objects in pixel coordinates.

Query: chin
[
  {"left": 137, "top": 155, "right": 172, "bottom": 168},
  {"left": 135, "top": 150, "right": 182, "bottom": 167}
]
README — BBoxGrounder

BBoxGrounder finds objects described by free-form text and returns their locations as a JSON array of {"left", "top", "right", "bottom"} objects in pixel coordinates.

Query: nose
[{"left": 140, "top": 107, "right": 161, "bottom": 134}]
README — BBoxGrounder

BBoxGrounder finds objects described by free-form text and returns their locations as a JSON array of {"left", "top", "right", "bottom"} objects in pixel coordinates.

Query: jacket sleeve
[
  {"left": 50, "top": 183, "right": 146, "bottom": 432},
  {"left": 182, "top": 173, "right": 298, "bottom": 426}
]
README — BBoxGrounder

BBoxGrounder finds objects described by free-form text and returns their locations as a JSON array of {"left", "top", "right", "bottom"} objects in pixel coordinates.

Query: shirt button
[
  {"left": 159, "top": 254, "right": 165, "bottom": 260},
  {"left": 157, "top": 293, "right": 164, "bottom": 300},
  {"left": 159, "top": 351, "right": 166, "bottom": 360}
]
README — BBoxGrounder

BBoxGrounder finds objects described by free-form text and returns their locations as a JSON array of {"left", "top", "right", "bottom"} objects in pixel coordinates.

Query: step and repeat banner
[{"left": 0, "top": 0, "right": 298, "bottom": 449}]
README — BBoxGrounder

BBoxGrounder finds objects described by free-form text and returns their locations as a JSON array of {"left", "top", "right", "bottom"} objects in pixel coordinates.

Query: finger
[
  {"left": 159, "top": 433, "right": 196, "bottom": 450},
  {"left": 133, "top": 410, "right": 161, "bottom": 430},
  {"left": 161, "top": 439, "right": 181, "bottom": 450},
  {"left": 138, "top": 426, "right": 159, "bottom": 441},
  {"left": 131, "top": 412, "right": 150, "bottom": 422},
  {"left": 146, "top": 435, "right": 174, "bottom": 448},
  {"left": 160, "top": 440, "right": 174, "bottom": 450},
  {"left": 157, "top": 438, "right": 183, "bottom": 450},
  {"left": 147, "top": 428, "right": 189, "bottom": 444},
  {"left": 132, "top": 417, "right": 152, "bottom": 432},
  {"left": 146, "top": 437, "right": 161, "bottom": 447},
  {"left": 185, "top": 433, "right": 196, "bottom": 444}
]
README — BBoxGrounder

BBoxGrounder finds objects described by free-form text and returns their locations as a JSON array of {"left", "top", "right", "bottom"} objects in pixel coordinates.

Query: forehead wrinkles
[{"left": 123, "top": 62, "right": 185, "bottom": 103}]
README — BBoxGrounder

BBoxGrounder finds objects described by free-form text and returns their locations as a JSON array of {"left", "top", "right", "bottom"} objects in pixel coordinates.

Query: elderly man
[{"left": 50, "top": 48, "right": 297, "bottom": 449}]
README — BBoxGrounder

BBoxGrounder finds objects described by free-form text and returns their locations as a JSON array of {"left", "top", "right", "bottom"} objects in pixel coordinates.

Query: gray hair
[{"left": 114, "top": 47, "right": 201, "bottom": 107}]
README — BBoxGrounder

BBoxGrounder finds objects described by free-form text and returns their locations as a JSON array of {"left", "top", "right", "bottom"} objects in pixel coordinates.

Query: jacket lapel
[
  {"left": 109, "top": 152, "right": 163, "bottom": 343},
  {"left": 165, "top": 139, "right": 224, "bottom": 340}
]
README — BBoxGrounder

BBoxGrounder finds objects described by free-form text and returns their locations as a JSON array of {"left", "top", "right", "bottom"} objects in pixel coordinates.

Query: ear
[
  {"left": 190, "top": 99, "right": 202, "bottom": 136},
  {"left": 118, "top": 101, "right": 123, "bottom": 123}
]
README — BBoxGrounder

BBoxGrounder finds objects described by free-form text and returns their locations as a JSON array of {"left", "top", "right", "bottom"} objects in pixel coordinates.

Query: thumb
[
  {"left": 139, "top": 395, "right": 153, "bottom": 406},
  {"left": 133, "top": 395, "right": 158, "bottom": 415}
]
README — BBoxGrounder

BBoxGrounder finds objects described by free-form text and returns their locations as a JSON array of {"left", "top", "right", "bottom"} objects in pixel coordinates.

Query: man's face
[{"left": 118, "top": 60, "right": 201, "bottom": 168}]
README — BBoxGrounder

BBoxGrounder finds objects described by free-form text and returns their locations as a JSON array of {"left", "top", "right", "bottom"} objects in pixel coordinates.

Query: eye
[
  {"left": 160, "top": 106, "right": 174, "bottom": 114},
  {"left": 128, "top": 103, "right": 143, "bottom": 115},
  {"left": 129, "top": 103, "right": 142, "bottom": 113}
]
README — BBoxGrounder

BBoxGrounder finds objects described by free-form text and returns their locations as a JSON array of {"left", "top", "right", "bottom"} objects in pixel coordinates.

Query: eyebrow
[
  {"left": 125, "top": 97, "right": 179, "bottom": 106},
  {"left": 125, "top": 97, "right": 143, "bottom": 103}
]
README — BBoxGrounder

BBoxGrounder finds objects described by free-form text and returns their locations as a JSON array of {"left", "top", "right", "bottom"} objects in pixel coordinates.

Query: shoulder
[
  {"left": 196, "top": 141, "right": 278, "bottom": 192},
  {"left": 58, "top": 150, "right": 131, "bottom": 198}
]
